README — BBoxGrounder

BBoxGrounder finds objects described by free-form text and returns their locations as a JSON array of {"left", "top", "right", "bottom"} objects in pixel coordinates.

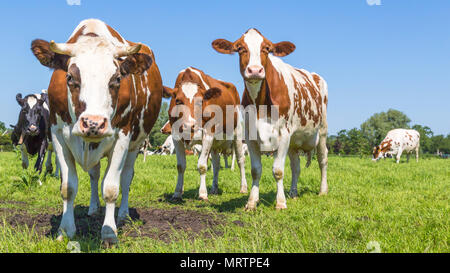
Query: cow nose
[
  {"left": 79, "top": 115, "right": 108, "bottom": 138},
  {"left": 246, "top": 65, "right": 265, "bottom": 78},
  {"left": 28, "top": 125, "right": 38, "bottom": 134}
]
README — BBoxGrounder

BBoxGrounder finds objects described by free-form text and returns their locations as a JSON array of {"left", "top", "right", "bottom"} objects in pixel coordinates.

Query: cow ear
[
  {"left": 120, "top": 53, "right": 153, "bottom": 76},
  {"left": 16, "top": 93, "right": 24, "bottom": 107},
  {"left": 31, "top": 39, "right": 70, "bottom": 71},
  {"left": 203, "top": 87, "right": 222, "bottom": 100},
  {"left": 38, "top": 93, "right": 48, "bottom": 106},
  {"left": 272, "top": 41, "right": 296, "bottom": 57},
  {"left": 212, "top": 39, "right": 235, "bottom": 54},
  {"left": 162, "top": 86, "right": 175, "bottom": 99}
]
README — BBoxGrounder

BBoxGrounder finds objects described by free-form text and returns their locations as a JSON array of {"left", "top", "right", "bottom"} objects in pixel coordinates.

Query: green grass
[{"left": 0, "top": 151, "right": 448, "bottom": 253}]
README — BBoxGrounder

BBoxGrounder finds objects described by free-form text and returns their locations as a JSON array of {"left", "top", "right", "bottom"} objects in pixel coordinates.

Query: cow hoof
[
  {"left": 22, "top": 163, "right": 27, "bottom": 169},
  {"left": 244, "top": 202, "right": 257, "bottom": 211},
  {"left": 240, "top": 188, "right": 248, "bottom": 194},
  {"left": 275, "top": 203, "right": 287, "bottom": 210},
  {"left": 199, "top": 195, "right": 209, "bottom": 202},
  {"left": 210, "top": 188, "right": 219, "bottom": 195},
  {"left": 318, "top": 190, "right": 328, "bottom": 196},
  {"left": 289, "top": 191, "right": 298, "bottom": 199},
  {"left": 117, "top": 210, "right": 130, "bottom": 225},
  {"left": 88, "top": 206, "right": 100, "bottom": 216},
  {"left": 170, "top": 196, "right": 183, "bottom": 203},
  {"left": 101, "top": 226, "right": 118, "bottom": 246}
]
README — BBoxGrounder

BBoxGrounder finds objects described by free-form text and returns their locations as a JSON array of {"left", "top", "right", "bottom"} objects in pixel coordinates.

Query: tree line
[
  {"left": 2, "top": 107, "right": 449, "bottom": 156},
  {"left": 327, "top": 109, "right": 450, "bottom": 156}
]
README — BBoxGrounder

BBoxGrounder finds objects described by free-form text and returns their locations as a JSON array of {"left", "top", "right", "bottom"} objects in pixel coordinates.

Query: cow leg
[
  {"left": 118, "top": 150, "right": 138, "bottom": 224},
  {"left": 233, "top": 139, "right": 247, "bottom": 193},
  {"left": 45, "top": 145, "right": 53, "bottom": 175},
  {"left": 210, "top": 150, "right": 220, "bottom": 195},
  {"left": 245, "top": 140, "right": 262, "bottom": 211},
  {"left": 416, "top": 146, "right": 419, "bottom": 162},
  {"left": 54, "top": 153, "right": 60, "bottom": 179},
  {"left": 172, "top": 139, "right": 186, "bottom": 201},
  {"left": 317, "top": 130, "right": 329, "bottom": 195},
  {"left": 21, "top": 144, "right": 29, "bottom": 169},
  {"left": 198, "top": 133, "right": 213, "bottom": 201},
  {"left": 272, "top": 134, "right": 290, "bottom": 210},
  {"left": 101, "top": 133, "right": 130, "bottom": 244},
  {"left": 305, "top": 151, "right": 312, "bottom": 168},
  {"left": 406, "top": 153, "right": 410, "bottom": 163},
  {"left": 35, "top": 139, "right": 48, "bottom": 175},
  {"left": 224, "top": 154, "right": 229, "bottom": 168},
  {"left": 87, "top": 162, "right": 101, "bottom": 216},
  {"left": 231, "top": 150, "right": 236, "bottom": 171},
  {"left": 396, "top": 149, "right": 403, "bottom": 164},
  {"left": 288, "top": 149, "right": 301, "bottom": 198},
  {"left": 52, "top": 130, "right": 78, "bottom": 240}
]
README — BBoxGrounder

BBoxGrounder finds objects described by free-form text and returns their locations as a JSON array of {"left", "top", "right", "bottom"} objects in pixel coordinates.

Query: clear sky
[{"left": 0, "top": 0, "right": 449, "bottom": 135}]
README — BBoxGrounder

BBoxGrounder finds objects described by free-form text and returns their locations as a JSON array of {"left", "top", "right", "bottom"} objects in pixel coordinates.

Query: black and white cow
[{"left": 11, "top": 91, "right": 59, "bottom": 177}]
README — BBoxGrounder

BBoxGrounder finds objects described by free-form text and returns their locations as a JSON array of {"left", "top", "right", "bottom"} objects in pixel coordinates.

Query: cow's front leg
[
  {"left": 21, "top": 144, "right": 29, "bottom": 169},
  {"left": 233, "top": 139, "right": 247, "bottom": 193},
  {"left": 52, "top": 130, "right": 78, "bottom": 240},
  {"left": 101, "top": 133, "right": 130, "bottom": 244},
  {"left": 87, "top": 163, "right": 101, "bottom": 216},
  {"left": 272, "top": 134, "right": 290, "bottom": 210},
  {"left": 172, "top": 139, "right": 186, "bottom": 201},
  {"left": 396, "top": 149, "right": 403, "bottom": 164},
  {"left": 223, "top": 154, "right": 229, "bottom": 169},
  {"left": 198, "top": 134, "right": 213, "bottom": 201},
  {"left": 118, "top": 150, "right": 138, "bottom": 224},
  {"left": 245, "top": 140, "right": 262, "bottom": 211},
  {"left": 210, "top": 150, "right": 220, "bottom": 195},
  {"left": 34, "top": 139, "right": 48, "bottom": 174},
  {"left": 45, "top": 145, "right": 53, "bottom": 175},
  {"left": 54, "top": 153, "right": 60, "bottom": 179}
]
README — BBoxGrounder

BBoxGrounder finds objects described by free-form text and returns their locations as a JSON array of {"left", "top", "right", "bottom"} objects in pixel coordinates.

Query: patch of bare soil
[{"left": 0, "top": 204, "right": 226, "bottom": 242}]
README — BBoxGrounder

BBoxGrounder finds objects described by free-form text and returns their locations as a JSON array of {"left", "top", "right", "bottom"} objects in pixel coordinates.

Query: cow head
[
  {"left": 13, "top": 93, "right": 47, "bottom": 144},
  {"left": 31, "top": 36, "right": 152, "bottom": 142},
  {"left": 212, "top": 28, "right": 295, "bottom": 83},
  {"left": 372, "top": 146, "right": 383, "bottom": 161},
  {"left": 164, "top": 70, "right": 221, "bottom": 141}
]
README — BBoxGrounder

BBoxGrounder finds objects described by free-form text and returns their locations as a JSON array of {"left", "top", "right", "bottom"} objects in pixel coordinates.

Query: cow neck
[{"left": 242, "top": 57, "right": 289, "bottom": 118}]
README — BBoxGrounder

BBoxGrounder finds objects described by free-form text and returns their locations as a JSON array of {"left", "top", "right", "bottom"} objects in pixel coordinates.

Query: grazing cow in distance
[
  {"left": 373, "top": 129, "right": 420, "bottom": 163},
  {"left": 163, "top": 67, "right": 247, "bottom": 201},
  {"left": 11, "top": 91, "right": 58, "bottom": 178},
  {"left": 212, "top": 28, "right": 329, "bottom": 210},
  {"left": 31, "top": 18, "right": 163, "bottom": 244}
]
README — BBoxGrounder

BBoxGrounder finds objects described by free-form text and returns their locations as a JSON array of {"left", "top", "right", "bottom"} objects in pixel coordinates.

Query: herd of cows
[{"left": 9, "top": 19, "right": 421, "bottom": 244}]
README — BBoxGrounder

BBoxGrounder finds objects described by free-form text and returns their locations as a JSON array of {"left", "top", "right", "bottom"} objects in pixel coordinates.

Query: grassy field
[{"left": 0, "top": 151, "right": 448, "bottom": 253}]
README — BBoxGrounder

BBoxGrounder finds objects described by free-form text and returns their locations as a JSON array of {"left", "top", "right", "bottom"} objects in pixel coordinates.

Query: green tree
[
  {"left": 361, "top": 109, "right": 411, "bottom": 147},
  {"left": 411, "top": 124, "right": 434, "bottom": 153},
  {"left": 148, "top": 101, "right": 169, "bottom": 148}
]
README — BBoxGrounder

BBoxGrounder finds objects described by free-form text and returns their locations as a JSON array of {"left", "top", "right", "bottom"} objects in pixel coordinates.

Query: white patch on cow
[
  {"left": 187, "top": 67, "right": 210, "bottom": 89},
  {"left": 181, "top": 82, "right": 198, "bottom": 103},
  {"left": 27, "top": 96, "right": 38, "bottom": 109},
  {"left": 68, "top": 19, "right": 128, "bottom": 47},
  {"left": 244, "top": 29, "right": 263, "bottom": 68}
]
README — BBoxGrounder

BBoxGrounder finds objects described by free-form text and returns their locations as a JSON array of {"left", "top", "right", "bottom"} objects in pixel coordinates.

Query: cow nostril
[{"left": 258, "top": 68, "right": 264, "bottom": 74}]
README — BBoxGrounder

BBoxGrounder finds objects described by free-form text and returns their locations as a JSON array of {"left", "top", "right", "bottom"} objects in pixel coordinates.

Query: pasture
[{"left": 0, "top": 151, "right": 448, "bottom": 253}]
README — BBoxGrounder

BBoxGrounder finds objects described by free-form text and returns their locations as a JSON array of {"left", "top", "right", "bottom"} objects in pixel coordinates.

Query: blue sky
[{"left": 0, "top": 0, "right": 449, "bottom": 135}]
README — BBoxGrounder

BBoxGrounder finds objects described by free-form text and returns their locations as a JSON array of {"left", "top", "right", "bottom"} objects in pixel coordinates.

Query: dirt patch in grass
[{"left": 0, "top": 205, "right": 225, "bottom": 243}]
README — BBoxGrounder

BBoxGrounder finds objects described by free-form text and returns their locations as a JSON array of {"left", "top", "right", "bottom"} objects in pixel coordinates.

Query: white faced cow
[
  {"left": 11, "top": 91, "right": 59, "bottom": 178},
  {"left": 373, "top": 129, "right": 420, "bottom": 163},
  {"left": 212, "top": 29, "right": 329, "bottom": 210},
  {"left": 31, "top": 19, "right": 163, "bottom": 244},
  {"left": 163, "top": 67, "right": 247, "bottom": 201}
]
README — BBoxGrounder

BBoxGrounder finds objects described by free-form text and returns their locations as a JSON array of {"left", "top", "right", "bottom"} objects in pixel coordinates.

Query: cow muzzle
[
  {"left": 74, "top": 115, "right": 111, "bottom": 141},
  {"left": 245, "top": 65, "right": 265, "bottom": 80},
  {"left": 27, "top": 125, "right": 39, "bottom": 136}
]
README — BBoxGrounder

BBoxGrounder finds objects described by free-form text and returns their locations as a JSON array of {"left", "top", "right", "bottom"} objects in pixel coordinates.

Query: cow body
[
  {"left": 31, "top": 19, "right": 163, "bottom": 243},
  {"left": 373, "top": 129, "right": 420, "bottom": 163},
  {"left": 212, "top": 29, "right": 329, "bottom": 210},
  {"left": 164, "top": 67, "right": 247, "bottom": 201},
  {"left": 12, "top": 92, "right": 59, "bottom": 178}
]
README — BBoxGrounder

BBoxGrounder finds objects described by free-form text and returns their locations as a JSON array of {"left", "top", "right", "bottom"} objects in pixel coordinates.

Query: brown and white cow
[
  {"left": 31, "top": 19, "right": 163, "bottom": 243},
  {"left": 212, "top": 29, "right": 329, "bottom": 210},
  {"left": 163, "top": 67, "right": 247, "bottom": 201},
  {"left": 373, "top": 129, "right": 420, "bottom": 163}
]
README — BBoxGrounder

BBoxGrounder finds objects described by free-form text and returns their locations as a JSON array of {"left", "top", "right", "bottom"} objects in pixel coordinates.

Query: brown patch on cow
[
  {"left": 31, "top": 39, "right": 70, "bottom": 71},
  {"left": 67, "top": 25, "right": 86, "bottom": 44},
  {"left": 67, "top": 64, "right": 86, "bottom": 119},
  {"left": 106, "top": 25, "right": 125, "bottom": 44},
  {"left": 273, "top": 169, "right": 283, "bottom": 180}
]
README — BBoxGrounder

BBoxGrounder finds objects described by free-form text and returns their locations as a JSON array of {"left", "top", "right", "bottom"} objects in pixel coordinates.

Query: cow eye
[
  {"left": 66, "top": 74, "right": 72, "bottom": 82},
  {"left": 237, "top": 46, "right": 246, "bottom": 53},
  {"left": 175, "top": 99, "right": 183, "bottom": 105}
]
